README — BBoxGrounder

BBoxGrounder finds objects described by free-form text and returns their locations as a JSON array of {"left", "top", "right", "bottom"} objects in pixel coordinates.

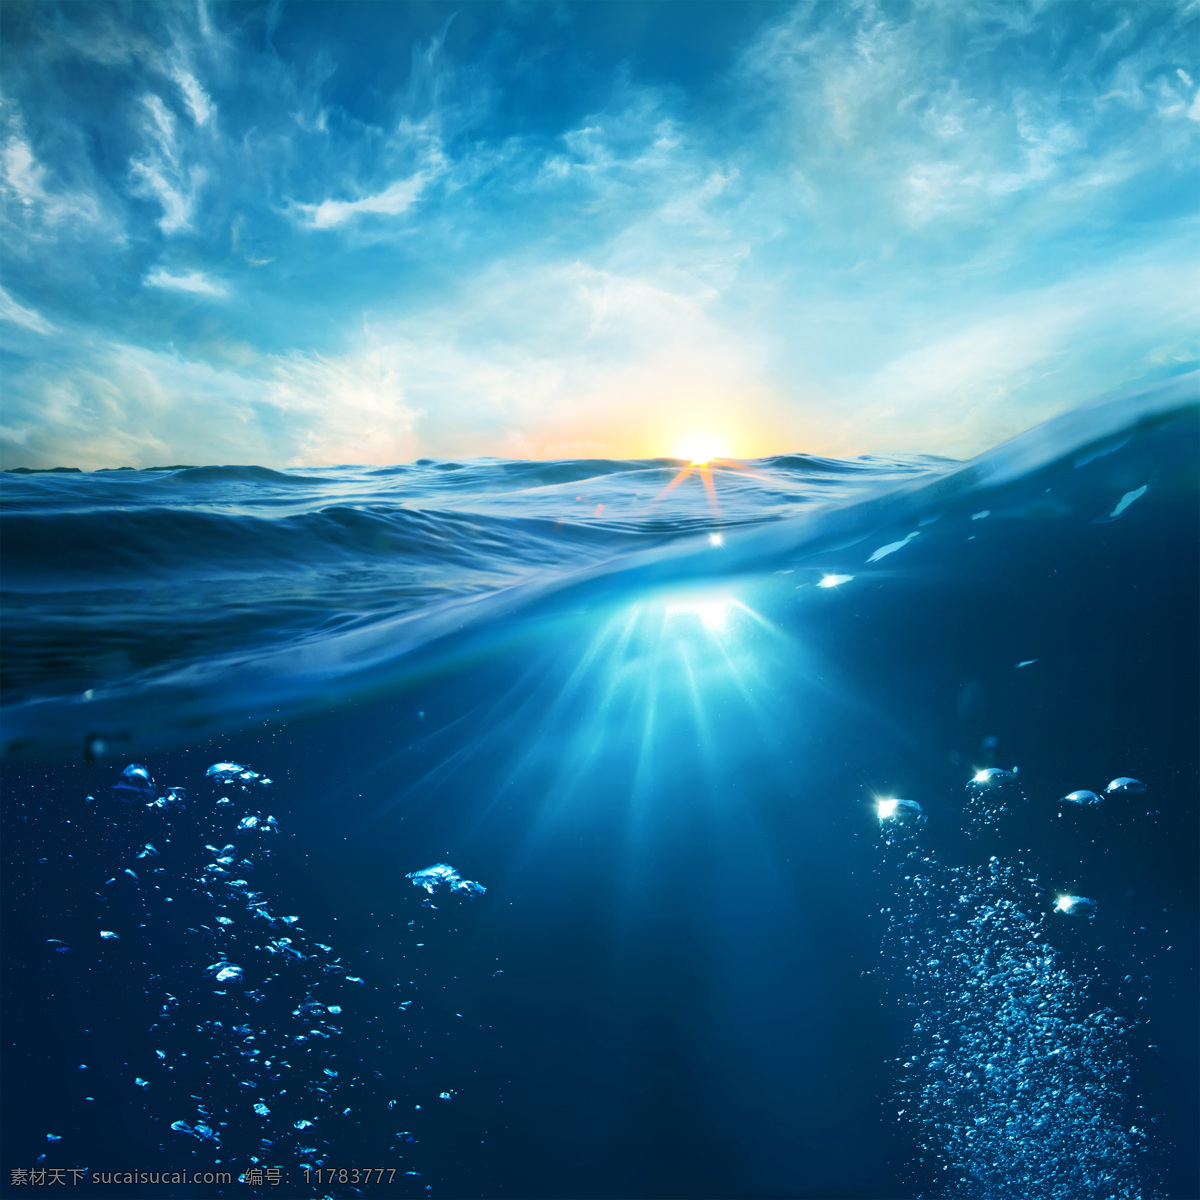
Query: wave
[{"left": 1, "top": 371, "right": 1195, "bottom": 761}]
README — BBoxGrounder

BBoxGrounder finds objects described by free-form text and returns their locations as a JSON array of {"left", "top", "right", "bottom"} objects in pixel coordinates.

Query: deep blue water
[{"left": 1, "top": 374, "right": 1197, "bottom": 1199}]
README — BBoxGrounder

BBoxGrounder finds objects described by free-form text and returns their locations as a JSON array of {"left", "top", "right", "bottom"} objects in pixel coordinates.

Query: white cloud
[
  {"left": 294, "top": 170, "right": 434, "bottom": 229},
  {"left": 0, "top": 334, "right": 424, "bottom": 470},
  {"left": 169, "top": 64, "right": 215, "bottom": 127},
  {"left": 129, "top": 93, "right": 205, "bottom": 233},
  {"left": 3, "top": 137, "right": 47, "bottom": 207},
  {"left": 145, "top": 268, "right": 228, "bottom": 297},
  {"left": 267, "top": 345, "right": 421, "bottom": 464},
  {"left": 0, "top": 283, "right": 55, "bottom": 333},
  {"left": 819, "top": 250, "right": 1200, "bottom": 457},
  {"left": 734, "top": 0, "right": 1199, "bottom": 238},
  {"left": 1, "top": 133, "right": 101, "bottom": 229}
]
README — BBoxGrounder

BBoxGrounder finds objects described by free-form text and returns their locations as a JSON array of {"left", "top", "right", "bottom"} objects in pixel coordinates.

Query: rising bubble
[
  {"left": 1105, "top": 777, "right": 1145, "bottom": 795},
  {"left": 1054, "top": 894, "right": 1098, "bottom": 918}
]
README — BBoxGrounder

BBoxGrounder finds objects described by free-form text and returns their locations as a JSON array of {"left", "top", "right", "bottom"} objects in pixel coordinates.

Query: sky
[{"left": 0, "top": 0, "right": 1197, "bottom": 469}]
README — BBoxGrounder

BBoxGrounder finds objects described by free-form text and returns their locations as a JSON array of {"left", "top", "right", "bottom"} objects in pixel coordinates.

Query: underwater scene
[{"left": 2, "top": 373, "right": 1197, "bottom": 1199}]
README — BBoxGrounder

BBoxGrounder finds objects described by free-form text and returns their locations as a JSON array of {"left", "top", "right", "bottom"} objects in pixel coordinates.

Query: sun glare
[
  {"left": 674, "top": 433, "right": 731, "bottom": 465},
  {"left": 665, "top": 596, "right": 733, "bottom": 632}
]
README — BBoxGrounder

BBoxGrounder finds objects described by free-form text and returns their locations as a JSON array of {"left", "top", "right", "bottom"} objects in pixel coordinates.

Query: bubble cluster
[
  {"left": 405, "top": 863, "right": 487, "bottom": 898},
  {"left": 204, "top": 763, "right": 272, "bottom": 788},
  {"left": 18, "top": 758, "right": 495, "bottom": 1186},
  {"left": 877, "top": 768, "right": 1156, "bottom": 1198}
]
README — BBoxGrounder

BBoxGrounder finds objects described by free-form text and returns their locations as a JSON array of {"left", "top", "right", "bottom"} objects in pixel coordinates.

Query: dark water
[{"left": 2, "top": 374, "right": 1197, "bottom": 1199}]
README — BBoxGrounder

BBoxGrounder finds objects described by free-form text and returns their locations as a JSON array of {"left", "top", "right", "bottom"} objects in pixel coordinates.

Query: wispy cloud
[
  {"left": 129, "top": 93, "right": 205, "bottom": 233},
  {"left": 810, "top": 245, "right": 1200, "bottom": 457},
  {"left": 1, "top": 123, "right": 102, "bottom": 231},
  {"left": 0, "top": 283, "right": 55, "bottom": 333},
  {"left": 145, "top": 267, "right": 228, "bottom": 297},
  {"left": 169, "top": 63, "right": 215, "bottom": 127},
  {"left": 294, "top": 170, "right": 435, "bottom": 230}
]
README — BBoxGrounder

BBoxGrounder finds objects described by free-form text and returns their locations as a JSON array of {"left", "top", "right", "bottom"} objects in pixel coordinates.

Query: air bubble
[
  {"left": 114, "top": 764, "right": 155, "bottom": 800},
  {"left": 969, "top": 768, "right": 1014, "bottom": 787},
  {"left": 1054, "top": 894, "right": 1097, "bottom": 918},
  {"left": 1105, "top": 777, "right": 1145, "bottom": 795},
  {"left": 877, "top": 798, "right": 925, "bottom": 825},
  {"left": 1059, "top": 790, "right": 1102, "bottom": 806}
]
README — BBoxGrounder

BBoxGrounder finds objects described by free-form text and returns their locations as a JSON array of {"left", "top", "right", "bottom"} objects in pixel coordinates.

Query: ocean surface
[{"left": 1, "top": 373, "right": 1197, "bottom": 1199}]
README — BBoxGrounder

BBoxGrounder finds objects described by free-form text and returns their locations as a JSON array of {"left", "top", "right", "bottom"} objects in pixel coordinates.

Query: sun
[
  {"left": 654, "top": 429, "right": 766, "bottom": 518},
  {"left": 673, "top": 432, "right": 731, "bottom": 465}
]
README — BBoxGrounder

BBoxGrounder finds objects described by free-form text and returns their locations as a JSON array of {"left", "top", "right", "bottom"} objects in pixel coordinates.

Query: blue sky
[{"left": 1, "top": 0, "right": 1196, "bottom": 468}]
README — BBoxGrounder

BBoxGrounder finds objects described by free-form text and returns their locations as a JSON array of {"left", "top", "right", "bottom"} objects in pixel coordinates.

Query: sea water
[{"left": 1, "top": 374, "right": 1196, "bottom": 1198}]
